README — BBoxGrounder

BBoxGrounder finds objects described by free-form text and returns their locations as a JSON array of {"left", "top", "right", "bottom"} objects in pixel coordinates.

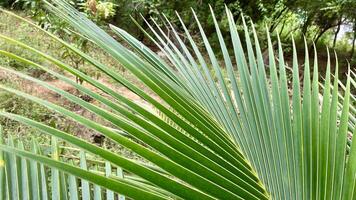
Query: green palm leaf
[{"left": 0, "top": 1, "right": 355, "bottom": 199}]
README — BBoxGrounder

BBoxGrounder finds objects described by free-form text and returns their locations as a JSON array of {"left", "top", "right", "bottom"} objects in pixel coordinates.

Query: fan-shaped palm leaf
[{"left": 0, "top": 1, "right": 355, "bottom": 199}]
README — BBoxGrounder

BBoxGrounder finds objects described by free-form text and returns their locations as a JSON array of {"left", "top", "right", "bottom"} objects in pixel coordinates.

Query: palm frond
[
  {"left": 0, "top": 133, "right": 133, "bottom": 200},
  {"left": 0, "top": 1, "right": 355, "bottom": 199}
]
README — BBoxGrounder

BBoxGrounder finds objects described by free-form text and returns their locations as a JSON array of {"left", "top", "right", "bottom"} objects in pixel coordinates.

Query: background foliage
[{"left": 2, "top": 0, "right": 356, "bottom": 67}]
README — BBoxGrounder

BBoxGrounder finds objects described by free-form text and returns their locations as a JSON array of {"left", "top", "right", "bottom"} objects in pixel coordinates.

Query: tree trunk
[
  {"left": 279, "top": 19, "right": 287, "bottom": 36},
  {"left": 333, "top": 17, "right": 342, "bottom": 48},
  {"left": 309, "top": 26, "right": 334, "bottom": 52},
  {"left": 269, "top": 6, "right": 288, "bottom": 32},
  {"left": 350, "top": 30, "right": 356, "bottom": 59},
  {"left": 314, "top": 28, "right": 329, "bottom": 45}
]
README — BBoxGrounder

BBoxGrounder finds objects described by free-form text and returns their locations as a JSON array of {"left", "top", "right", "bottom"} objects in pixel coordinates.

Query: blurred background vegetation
[{"left": 1, "top": 0, "right": 356, "bottom": 65}]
